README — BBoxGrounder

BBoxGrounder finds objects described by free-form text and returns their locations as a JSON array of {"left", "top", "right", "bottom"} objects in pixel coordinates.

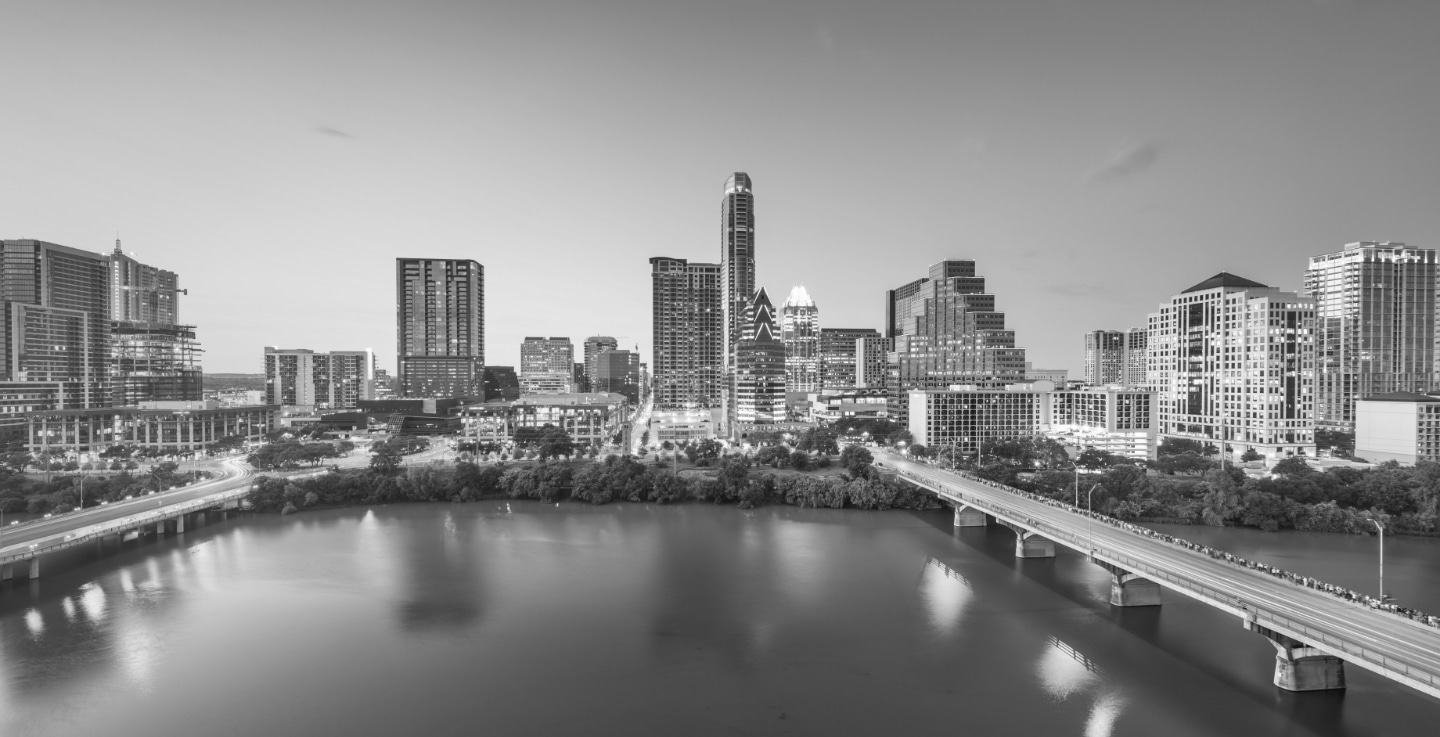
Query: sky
[{"left": 5, "top": 0, "right": 1440, "bottom": 376}]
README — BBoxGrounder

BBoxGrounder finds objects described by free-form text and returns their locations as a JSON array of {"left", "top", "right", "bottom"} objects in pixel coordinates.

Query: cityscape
[{"left": 5, "top": 2, "right": 1440, "bottom": 736}]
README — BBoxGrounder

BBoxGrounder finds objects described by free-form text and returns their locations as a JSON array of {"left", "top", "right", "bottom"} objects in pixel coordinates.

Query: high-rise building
[
  {"left": 1084, "top": 330, "right": 1125, "bottom": 385},
  {"left": 889, "top": 260, "right": 1027, "bottom": 419},
  {"left": 595, "top": 348, "right": 642, "bottom": 402},
  {"left": 819, "top": 327, "right": 879, "bottom": 389},
  {"left": 583, "top": 336, "right": 618, "bottom": 392},
  {"left": 650, "top": 256, "right": 722, "bottom": 410},
  {"left": 856, "top": 335, "right": 894, "bottom": 389},
  {"left": 264, "top": 347, "right": 375, "bottom": 410},
  {"left": 520, "top": 337, "right": 574, "bottom": 394},
  {"left": 1122, "top": 327, "right": 1148, "bottom": 387},
  {"left": 396, "top": 258, "right": 484, "bottom": 398},
  {"left": 780, "top": 285, "right": 819, "bottom": 393},
  {"left": 1304, "top": 242, "right": 1438, "bottom": 429},
  {"left": 1146, "top": 272, "right": 1316, "bottom": 461},
  {"left": 109, "top": 240, "right": 202, "bottom": 406},
  {"left": 732, "top": 288, "right": 786, "bottom": 429},
  {"left": 0, "top": 239, "right": 114, "bottom": 409},
  {"left": 482, "top": 366, "right": 521, "bottom": 402},
  {"left": 720, "top": 172, "right": 756, "bottom": 428}
]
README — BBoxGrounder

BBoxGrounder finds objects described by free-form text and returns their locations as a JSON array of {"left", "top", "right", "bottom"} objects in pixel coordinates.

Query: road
[
  {"left": 883, "top": 451, "right": 1440, "bottom": 699},
  {"left": 1, "top": 458, "right": 255, "bottom": 558}
]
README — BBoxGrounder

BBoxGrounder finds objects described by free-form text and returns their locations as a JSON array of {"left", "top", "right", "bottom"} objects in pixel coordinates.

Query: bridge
[
  {"left": 883, "top": 452, "right": 1440, "bottom": 701},
  {"left": 1, "top": 458, "right": 258, "bottom": 583}
]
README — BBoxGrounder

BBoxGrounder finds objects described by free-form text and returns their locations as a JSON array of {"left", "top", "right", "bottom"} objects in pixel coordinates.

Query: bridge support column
[
  {"left": 175, "top": 514, "right": 185, "bottom": 534},
  {"left": 999, "top": 523, "right": 1054, "bottom": 558},
  {"left": 1246, "top": 619, "right": 1345, "bottom": 692},
  {"left": 953, "top": 505, "right": 986, "bottom": 528},
  {"left": 1092, "top": 560, "right": 1161, "bottom": 606},
  {"left": 1, "top": 564, "right": 11, "bottom": 581},
  {"left": 28, "top": 557, "right": 39, "bottom": 580},
  {"left": 157, "top": 521, "right": 166, "bottom": 537}
]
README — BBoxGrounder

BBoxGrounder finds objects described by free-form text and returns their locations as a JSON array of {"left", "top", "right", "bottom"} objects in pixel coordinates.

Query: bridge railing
[
  {"left": 0, "top": 486, "right": 250, "bottom": 565},
  {"left": 897, "top": 467, "right": 1440, "bottom": 691}
]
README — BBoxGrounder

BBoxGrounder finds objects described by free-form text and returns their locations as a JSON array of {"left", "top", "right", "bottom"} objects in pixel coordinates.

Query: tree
[
  {"left": 1160, "top": 437, "right": 1215, "bottom": 457},
  {"left": 796, "top": 427, "right": 839, "bottom": 455},
  {"left": 1240, "top": 448, "right": 1264, "bottom": 462},
  {"left": 789, "top": 450, "right": 811, "bottom": 471},
  {"left": 536, "top": 426, "right": 575, "bottom": 461},
  {"left": 717, "top": 455, "right": 751, "bottom": 496},
  {"left": 370, "top": 445, "right": 402, "bottom": 475},
  {"left": 840, "top": 445, "right": 874, "bottom": 479},
  {"left": 1271, "top": 457, "right": 1313, "bottom": 477}
]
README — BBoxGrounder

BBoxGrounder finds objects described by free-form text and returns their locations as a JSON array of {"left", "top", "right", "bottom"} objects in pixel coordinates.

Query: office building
[
  {"left": 888, "top": 260, "right": 1027, "bottom": 419},
  {"left": 1122, "top": 327, "right": 1147, "bottom": 387},
  {"left": 731, "top": 287, "right": 786, "bottom": 431},
  {"left": 780, "top": 285, "right": 820, "bottom": 393},
  {"left": 482, "top": 366, "right": 520, "bottom": 401},
  {"left": 818, "top": 327, "right": 878, "bottom": 389},
  {"left": 595, "top": 348, "right": 641, "bottom": 402},
  {"left": 263, "top": 347, "right": 375, "bottom": 411},
  {"left": 1084, "top": 330, "right": 1125, "bottom": 385},
  {"left": 1026, "top": 366, "right": 1069, "bottom": 385},
  {"left": 720, "top": 172, "right": 756, "bottom": 429},
  {"left": 1146, "top": 273, "right": 1316, "bottom": 462},
  {"left": 520, "top": 337, "right": 574, "bottom": 394},
  {"left": 1305, "top": 242, "right": 1438, "bottom": 429},
  {"left": 856, "top": 335, "right": 893, "bottom": 389},
  {"left": 463, "top": 393, "right": 628, "bottom": 449},
  {"left": 583, "top": 336, "right": 618, "bottom": 392},
  {"left": 650, "top": 256, "right": 722, "bottom": 410},
  {"left": 396, "top": 258, "right": 484, "bottom": 398}
]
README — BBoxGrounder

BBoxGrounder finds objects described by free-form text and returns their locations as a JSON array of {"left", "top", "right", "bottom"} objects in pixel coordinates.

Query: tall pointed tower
[
  {"left": 720, "top": 172, "right": 755, "bottom": 430},
  {"left": 781, "top": 285, "right": 819, "bottom": 393},
  {"left": 732, "top": 287, "right": 786, "bottom": 433}
]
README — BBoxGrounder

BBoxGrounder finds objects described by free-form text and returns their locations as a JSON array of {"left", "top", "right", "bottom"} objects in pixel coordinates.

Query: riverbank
[{"left": 246, "top": 456, "right": 942, "bottom": 515}]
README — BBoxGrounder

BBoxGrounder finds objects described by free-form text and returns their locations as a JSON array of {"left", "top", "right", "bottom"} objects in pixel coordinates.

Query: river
[{"left": 1, "top": 502, "right": 1436, "bottom": 736}]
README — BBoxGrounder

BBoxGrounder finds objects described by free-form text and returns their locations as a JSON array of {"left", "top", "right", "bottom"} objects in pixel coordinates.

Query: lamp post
[
  {"left": 1087, "top": 483, "right": 1102, "bottom": 553},
  {"left": 1371, "top": 518, "right": 1386, "bottom": 602}
]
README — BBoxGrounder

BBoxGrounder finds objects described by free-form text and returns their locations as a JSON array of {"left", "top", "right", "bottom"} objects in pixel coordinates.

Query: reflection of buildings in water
[
  {"left": 391, "top": 510, "right": 487, "bottom": 633},
  {"left": 916, "top": 557, "right": 973, "bottom": 638}
]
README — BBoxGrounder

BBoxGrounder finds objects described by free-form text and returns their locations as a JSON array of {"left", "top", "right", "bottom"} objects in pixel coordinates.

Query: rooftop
[{"left": 1181, "top": 272, "right": 1269, "bottom": 294}]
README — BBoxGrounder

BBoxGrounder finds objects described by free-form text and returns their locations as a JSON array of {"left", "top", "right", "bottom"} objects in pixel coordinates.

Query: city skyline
[{"left": 5, "top": 1, "right": 1440, "bottom": 376}]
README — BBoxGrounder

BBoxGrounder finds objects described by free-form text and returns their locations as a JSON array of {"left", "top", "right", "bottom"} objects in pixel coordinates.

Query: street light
[
  {"left": 1371, "top": 518, "right": 1386, "bottom": 602},
  {"left": 1086, "top": 483, "right": 1102, "bottom": 553}
]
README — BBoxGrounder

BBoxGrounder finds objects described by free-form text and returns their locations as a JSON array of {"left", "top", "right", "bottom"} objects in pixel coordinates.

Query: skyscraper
[
  {"left": 0, "top": 239, "right": 113, "bottom": 408},
  {"left": 819, "top": 327, "right": 880, "bottom": 389},
  {"left": 396, "top": 258, "right": 484, "bottom": 398},
  {"left": 732, "top": 287, "right": 786, "bottom": 429},
  {"left": 1304, "top": 242, "right": 1438, "bottom": 429},
  {"left": 650, "top": 256, "right": 722, "bottom": 410},
  {"left": 720, "top": 172, "right": 755, "bottom": 428},
  {"left": 780, "top": 285, "right": 819, "bottom": 393},
  {"left": 1146, "top": 272, "right": 1315, "bottom": 461},
  {"left": 595, "top": 347, "right": 642, "bottom": 402},
  {"left": 889, "top": 261, "right": 1027, "bottom": 414},
  {"left": 520, "top": 337, "right": 574, "bottom": 394}
]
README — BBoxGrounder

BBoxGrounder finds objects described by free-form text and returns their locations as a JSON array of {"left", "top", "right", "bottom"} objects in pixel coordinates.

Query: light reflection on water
[{"left": 0, "top": 503, "right": 1436, "bottom": 737}]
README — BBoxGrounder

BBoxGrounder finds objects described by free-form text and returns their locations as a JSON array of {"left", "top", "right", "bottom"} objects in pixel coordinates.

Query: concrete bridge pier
[
  {"left": 1246, "top": 618, "right": 1345, "bottom": 692},
  {"left": 953, "top": 505, "right": 987, "bottom": 528},
  {"left": 175, "top": 514, "right": 185, "bottom": 534},
  {"left": 999, "top": 522, "right": 1055, "bottom": 558},
  {"left": 1093, "top": 560, "right": 1161, "bottom": 607},
  {"left": 28, "top": 557, "right": 39, "bottom": 580},
  {"left": 1, "top": 563, "right": 11, "bottom": 581}
]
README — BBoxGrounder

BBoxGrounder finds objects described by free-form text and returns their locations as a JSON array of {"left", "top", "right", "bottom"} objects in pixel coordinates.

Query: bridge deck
[{"left": 887, "top": 454, "right": 1440, "bottom": 701}]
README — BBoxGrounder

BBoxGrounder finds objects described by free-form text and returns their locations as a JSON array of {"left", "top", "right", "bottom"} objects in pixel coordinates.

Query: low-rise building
[
  {"left": 461, "top": 393, "right": 628, "bottom": 448},
  {"left": 27, "top": 402, "right": 279, "bottom": 454},
  {"left": 650, "top": 409, "right": 720, "bottom": 444},
  {"left": 908, "top": 382, "right": 1158, "bottom": 460},
  {"left": 1354, "top": 392, "right": 1440, "bottom": 465},
  {"left": 807, "top": 388, "right": 889, "bottom": 424}
]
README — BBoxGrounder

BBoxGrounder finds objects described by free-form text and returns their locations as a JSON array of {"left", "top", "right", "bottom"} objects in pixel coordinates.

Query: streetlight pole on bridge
[
  {"left": 1371, "top": 518, "right": 1386, "bottom": 603},
  {"left": 1086, "top": 483, "right": 1102, "bottom": 553}
]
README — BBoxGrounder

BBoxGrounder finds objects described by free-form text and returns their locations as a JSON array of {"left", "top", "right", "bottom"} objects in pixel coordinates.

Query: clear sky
[{"left": 5, "top": 0, "right": 1439, "bottom": 376}]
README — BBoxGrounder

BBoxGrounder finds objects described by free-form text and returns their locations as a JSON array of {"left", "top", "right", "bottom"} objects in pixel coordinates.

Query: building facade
[
  {"left": 594, "top": 348, "right": 641, "bottom": 402},
  {"left": 396, "top": 258, "right": 484, "bottom": 398},
  {"left": 1354, "top": 392, "right": 1440, "bottom": 465},
  {"left": 520, "top": 337, "right": 574, "bottom": 394},
  {"left": 1084, "top": 330, "right": 1125, "bottom": 385},
  {"left": 856, "top": 335, "right": 894, "bottom": 389},
  {"left": 780, "top": 285, "right": 819, "bottom": 393},
  {"left": 650, "top": 256, "right": 722, "bottom": 410},
  {"left": 1304, "top": 242, "right": 1437, "bottom": 430},
  {"left": 263, "top": 347, "right": 375, "bottom": 411},
  {"left": 818, "top": 327, "right": 878, "bottom": 389},
  {"left": 1146, "top": 273, "right": 1316, "bottom": 462},
  {"left": 731, "top": 287, "right": 786, "bottom": 431},
  {"left": 27, "top": 402, "right": 278, "bottom": 454},
  {"left": 462, "top": 393, "right": 628, "bottom": 449},
  {"left": 109, "top": 239, "right": 202, "bottom": 405},
  {"left": 720, "top": 172, "right": 756, "bottom": 430}
]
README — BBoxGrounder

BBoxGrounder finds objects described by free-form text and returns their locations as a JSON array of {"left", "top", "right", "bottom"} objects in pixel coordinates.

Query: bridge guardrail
[{"left": 897, "top": 467, "right": 1440, "bottom": 691}]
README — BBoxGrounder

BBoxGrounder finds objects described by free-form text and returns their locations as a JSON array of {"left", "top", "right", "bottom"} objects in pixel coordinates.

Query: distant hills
[{"left": 204, "top": 373, "right": 266, "bottom": 391}]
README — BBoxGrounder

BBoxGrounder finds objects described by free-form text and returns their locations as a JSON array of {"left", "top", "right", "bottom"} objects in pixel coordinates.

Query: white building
[
  {"left": 1354, "top": 392, "right": 1440, "bottom": 465},
  {"left": 1146, "top": 273, "right": 1316, "bottom": 463}
]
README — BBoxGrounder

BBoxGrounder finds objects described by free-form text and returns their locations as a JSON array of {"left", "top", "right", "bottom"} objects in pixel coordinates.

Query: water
[{"left": 1, "top": 502, "right": 1437, "bottom": 736}]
